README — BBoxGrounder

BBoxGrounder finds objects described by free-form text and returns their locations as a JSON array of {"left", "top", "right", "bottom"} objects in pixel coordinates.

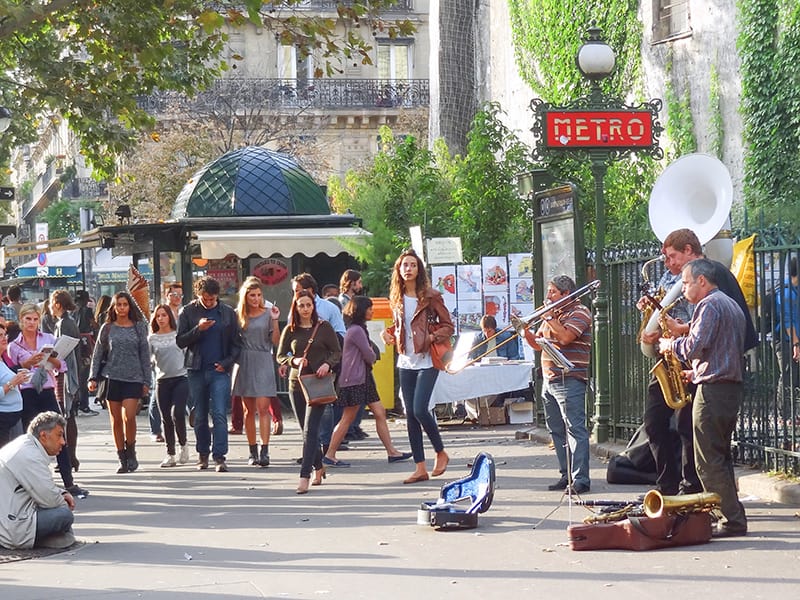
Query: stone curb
[{"left": 515, "top": 425, "right": 800, "bottom": 507}]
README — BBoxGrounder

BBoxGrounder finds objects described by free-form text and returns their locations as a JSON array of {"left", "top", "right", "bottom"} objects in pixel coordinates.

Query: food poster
[
  {"left": 207, "top": 255, "right": 240, "bottom": 304},
  {"left": 508, "top": 252, "right": 535, "bottom": 323},
  {"left": 431, "top": 265, "right": 458, "bottom": 329},
  {"left": 456, "top": 264, "right": 482, "bottom": 332},
  {"left": 481, "top": 256, "right": 509, "bottom": 327}
]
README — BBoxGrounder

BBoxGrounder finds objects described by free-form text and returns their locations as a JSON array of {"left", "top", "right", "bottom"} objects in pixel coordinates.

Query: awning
[{"left": 194, "top": 227, "right": 372, "bottom": 259}]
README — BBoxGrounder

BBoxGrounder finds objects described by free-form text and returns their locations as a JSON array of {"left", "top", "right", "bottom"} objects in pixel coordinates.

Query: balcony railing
[
  {"left": 267, "top": 0, "right": 413, "bottom": 11},
  {"left": 62, "top": 177, "right": 108, "bottom": 200},
  {"left": 138, "top": 78, "right": 429, "bottom": 115}
]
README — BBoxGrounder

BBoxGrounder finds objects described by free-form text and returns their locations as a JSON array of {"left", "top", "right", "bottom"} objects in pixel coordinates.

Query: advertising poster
[
  {"left": 481, "top": 256, "right": 509, "bottom": 327},
  {"left": 456, "top": 264, "right": 482, "bottom": 331},
  {"left": 508, "top": 252, "right": 535, "bottom": 322},
  {"left": 431, "top": 265, "right": 458, "bottom": 332},
  {"left": 207, "top": 256, "right": 240, "bottom": 300}
]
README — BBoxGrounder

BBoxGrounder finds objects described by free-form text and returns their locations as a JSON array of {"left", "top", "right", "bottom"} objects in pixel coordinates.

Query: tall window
[
  {"left": 652, "top": 0, "right": 691, "bottom": 43},
  {"left": 278, "top": 45, "right": 312, "bottom": 83},
  {"left": 377, "top": 42, "right": 411, "bottom": 80}
]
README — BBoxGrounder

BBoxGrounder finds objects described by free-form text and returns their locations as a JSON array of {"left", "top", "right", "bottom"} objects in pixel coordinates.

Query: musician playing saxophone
[
  {"left": 641, "top": 229, "right": 757, "bottom": 498},
  {"left": 658, "top": 258, "right": 747, "bottom": 538},
  {"left": 523, "top": 275, "right": 592, "bottom": 495}
]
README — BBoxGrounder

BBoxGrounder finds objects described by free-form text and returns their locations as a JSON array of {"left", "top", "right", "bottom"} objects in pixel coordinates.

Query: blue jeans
[
  {"left": 148, "top": 392, "right": 162, "bottom": 436},
  {"left": 188, "top": 369, "right": 230, "bottom": 460},
  {"left": 34, "top": 505, "right": 74, "bottom": 546},
  {"left": 542, "top": 377, "right": 591, "bottom": 487},
  {"left": 399, "top": 367, "right": 444, "bottom": 464}
]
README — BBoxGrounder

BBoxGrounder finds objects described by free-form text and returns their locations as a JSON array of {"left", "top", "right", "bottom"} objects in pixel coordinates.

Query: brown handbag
[
  {"left": 427, "top": 307, "right": 453, "bottom": 371},
  {"left": 296, "top": 322, "right": 337, "bottom": 406}
]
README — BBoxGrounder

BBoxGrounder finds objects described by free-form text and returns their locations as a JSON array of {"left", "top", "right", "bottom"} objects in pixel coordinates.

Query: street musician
[
  {"left": 523, "top": 275, "right": 592, "bottom": 495},
  {"left": 640, "top": 229, "right": 757, "bottom": 497},
  {"left": 658, "top": 258, "right": 748, "bottom": 537}
]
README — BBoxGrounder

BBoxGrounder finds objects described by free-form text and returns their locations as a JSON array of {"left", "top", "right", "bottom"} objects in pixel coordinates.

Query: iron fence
[{"left": 593, "top": 230, "right": 800, "bottom": 475}]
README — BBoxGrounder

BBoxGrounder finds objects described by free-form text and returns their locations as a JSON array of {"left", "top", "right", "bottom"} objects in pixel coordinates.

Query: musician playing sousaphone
[
  {"left": 522, "top": 275, "right": 592, "bottom": 495},
  {"left": 641, "top": 229, "right": 757, "bottom": 498}
]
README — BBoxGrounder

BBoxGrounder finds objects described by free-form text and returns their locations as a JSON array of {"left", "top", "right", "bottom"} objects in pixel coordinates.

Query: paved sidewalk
[{"left": 2, "top": 414, "right": 799, "bottom": 599}]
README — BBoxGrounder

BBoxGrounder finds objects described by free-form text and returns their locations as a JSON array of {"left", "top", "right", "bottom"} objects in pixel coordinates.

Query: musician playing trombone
[
  {"left": 640, "top": 229, "right": 757, "bottom": 497},
  {"left": 522, "top": 275, "right": 592, "bottom": 495}
]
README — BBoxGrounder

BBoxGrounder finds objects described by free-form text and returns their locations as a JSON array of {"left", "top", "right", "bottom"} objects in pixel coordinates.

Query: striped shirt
[
  {"left": 541, "top": 301, "right": 592, "bottom": 381},
  {"left": 671, "top": 288, "right": 745, "bottom": 383}
]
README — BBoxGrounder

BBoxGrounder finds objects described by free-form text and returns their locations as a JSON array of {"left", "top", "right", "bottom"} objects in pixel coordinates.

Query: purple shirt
[
  {"left": 670, "top": 288, "right": 746, "bottom": 384},
  {"left": 8, "top": 332, "right": 66, "bottom": 391}
]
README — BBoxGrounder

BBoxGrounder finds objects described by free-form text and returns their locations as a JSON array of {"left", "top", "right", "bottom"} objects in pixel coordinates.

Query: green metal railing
[{"left": 590, "top": 231, "right": 800, "bottom": 475}]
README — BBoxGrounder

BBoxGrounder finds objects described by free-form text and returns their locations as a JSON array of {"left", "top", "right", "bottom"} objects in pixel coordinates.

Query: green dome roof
[{"left": 172, "top": 146, "right": 329, "bottom": 219}]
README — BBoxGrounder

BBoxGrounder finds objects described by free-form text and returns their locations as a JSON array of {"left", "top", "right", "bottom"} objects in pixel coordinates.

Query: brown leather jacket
[{"left": 387, "top": 288, "right": 454, "bottom": 356}]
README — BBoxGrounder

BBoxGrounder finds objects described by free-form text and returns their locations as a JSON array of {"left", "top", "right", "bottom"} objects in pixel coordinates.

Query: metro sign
[{"left": 544, "top": 110, "right": 654, "bottom": 149}]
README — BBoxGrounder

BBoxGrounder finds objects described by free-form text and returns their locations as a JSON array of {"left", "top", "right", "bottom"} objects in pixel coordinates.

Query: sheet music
[{"left": 535, "top": 337, "right": 574, "bottom": 373}]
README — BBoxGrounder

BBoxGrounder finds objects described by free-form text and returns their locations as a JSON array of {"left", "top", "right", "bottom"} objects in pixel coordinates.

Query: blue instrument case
[{"left": 418, "top": 452, "right": 496, "bottom": 530}]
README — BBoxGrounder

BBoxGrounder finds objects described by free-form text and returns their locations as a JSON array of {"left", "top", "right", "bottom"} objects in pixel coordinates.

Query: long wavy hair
[
  {"left": 388, "top": 249, "right": 430, "bottom": 311},
  {"left": 288, "top": 290, "right": 319, "bottom": 331},
  {"left": 236, "top": 276, "right": 264, "bottom": 330},
  {"left": 108, "top": 291, "right": 144, "bottom": 323}
]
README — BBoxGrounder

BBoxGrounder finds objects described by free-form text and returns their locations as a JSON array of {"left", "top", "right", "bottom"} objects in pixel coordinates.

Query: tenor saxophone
[{"left": 650, "top": 295, "right": 692, "bottom": 410}]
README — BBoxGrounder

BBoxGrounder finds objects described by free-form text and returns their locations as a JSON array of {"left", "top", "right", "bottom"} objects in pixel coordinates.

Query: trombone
[{"left": 445, "top": 279, "right": 601, "bottom": 373}]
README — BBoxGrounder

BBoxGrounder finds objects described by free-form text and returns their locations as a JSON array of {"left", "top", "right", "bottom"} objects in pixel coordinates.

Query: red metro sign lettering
[{"left": 544, "top": 110, "right": 654, "bottom": 149}]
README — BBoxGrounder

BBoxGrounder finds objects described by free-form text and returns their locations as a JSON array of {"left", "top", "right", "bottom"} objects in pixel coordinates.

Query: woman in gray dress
[{"left": 232, "top": 277, "right": 280, "bottom": 467}]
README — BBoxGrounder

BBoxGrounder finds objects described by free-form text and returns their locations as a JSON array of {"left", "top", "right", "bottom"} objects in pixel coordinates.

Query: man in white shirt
[{"left": 0, "top": 411, "right": 76, "bottom": 549}]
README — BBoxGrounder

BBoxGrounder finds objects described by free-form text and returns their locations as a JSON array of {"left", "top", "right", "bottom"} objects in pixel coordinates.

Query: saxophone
[{"left": 649, "top": 295, "right": 692, "bottom": 410}]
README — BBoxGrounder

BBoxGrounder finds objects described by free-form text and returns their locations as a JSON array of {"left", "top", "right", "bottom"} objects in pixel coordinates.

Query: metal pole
[{"left": 590, "top": 153, "right": 611, "bottom": 443}]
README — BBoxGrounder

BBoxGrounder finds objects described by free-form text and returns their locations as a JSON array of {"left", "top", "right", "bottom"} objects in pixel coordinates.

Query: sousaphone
[{"left": 640, "top": 153, "right": 734, "bottom": 358}]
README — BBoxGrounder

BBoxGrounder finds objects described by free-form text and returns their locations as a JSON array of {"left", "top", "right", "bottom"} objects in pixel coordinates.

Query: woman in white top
[
  {"left": 149, "top": 304, "right": 189, "bottom": 467},
  {"left": 382, "top": 249, "right": 453, "bottom": 484}
]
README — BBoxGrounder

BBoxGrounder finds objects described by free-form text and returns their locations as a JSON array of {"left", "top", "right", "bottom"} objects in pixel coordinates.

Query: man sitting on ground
[{"left": 0, "top": 411, "right": 76, "bottom": 549}]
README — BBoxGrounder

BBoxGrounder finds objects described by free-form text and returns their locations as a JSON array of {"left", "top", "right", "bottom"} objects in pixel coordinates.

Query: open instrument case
[{"left": 417, "top": 452, "right": 496, "bottom": 530}]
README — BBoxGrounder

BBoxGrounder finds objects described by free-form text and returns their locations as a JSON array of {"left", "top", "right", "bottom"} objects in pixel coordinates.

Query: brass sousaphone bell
[{"left": 640, "top": 153, "right": 734, "bottom": 359}]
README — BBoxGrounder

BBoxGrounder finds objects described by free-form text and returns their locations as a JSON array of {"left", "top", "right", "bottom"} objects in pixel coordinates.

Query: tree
[{"left": 0, "top": 1, "right": 414, "bottom": 178}]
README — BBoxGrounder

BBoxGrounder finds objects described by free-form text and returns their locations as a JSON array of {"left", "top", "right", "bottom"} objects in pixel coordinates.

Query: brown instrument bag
[{"left": 567, "top": 512, "right": 712, "bottom": 551}]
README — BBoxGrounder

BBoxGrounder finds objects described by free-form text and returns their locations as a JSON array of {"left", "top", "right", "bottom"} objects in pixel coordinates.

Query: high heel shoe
[
  {"left": 296, "top": 477, "right": 310, "bottom": 494},
  {"left": 312, "top": 467, "right": 326, "bottom": 486}
]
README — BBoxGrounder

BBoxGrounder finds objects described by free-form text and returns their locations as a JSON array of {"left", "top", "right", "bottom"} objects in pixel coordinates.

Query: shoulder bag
[
  {"left": 427, "top": 304, "right": 453, "bottom": 371},
  {"left": 297, "top": 322, "right": 337, "bottom": 407}
]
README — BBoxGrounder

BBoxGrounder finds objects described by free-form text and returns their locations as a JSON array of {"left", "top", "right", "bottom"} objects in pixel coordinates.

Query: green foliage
[
  {"left": 664, "top": 75, "right": 697, "bottom": 160},
  {"left": 330, "top": 127, "right": 451, "bottom": 295},
  {"left": 331, "top": 106, "right": 534, "bottom": 293},
  {"left": 0, "top": 1, "right": 414, "bottom": 179},
  {"left": 39, "top": 199, "right": 101, "bottom": 240},
  {"left": 507, "top": 0, "right": 658, "bottom": 244},
  {"left": 449, "top": 103, "right": 530, "bottom": 261},
  {"left": 708, "top": 63, "right": 724, "bottom": 158},
  {"left": 738, "top": 0, "right": 800, "bottom": 228}
]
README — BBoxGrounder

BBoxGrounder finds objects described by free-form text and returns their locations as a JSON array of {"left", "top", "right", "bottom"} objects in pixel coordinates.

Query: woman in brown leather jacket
[{"left": 382, "top": 249, "right": 453, "bottom": 484}]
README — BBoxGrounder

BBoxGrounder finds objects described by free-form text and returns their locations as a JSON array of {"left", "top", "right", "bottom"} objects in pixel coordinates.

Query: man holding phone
[{"left": 177, "top": 277, "right": 241, "bottom": 472}]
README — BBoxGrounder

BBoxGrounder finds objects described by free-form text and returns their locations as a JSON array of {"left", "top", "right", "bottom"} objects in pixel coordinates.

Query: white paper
[{"left": 52, "top": 335, "right": 80, "bottom": 360}]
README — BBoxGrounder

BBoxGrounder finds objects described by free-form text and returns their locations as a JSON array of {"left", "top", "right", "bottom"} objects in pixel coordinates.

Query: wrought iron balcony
[
  {"left": 267, "top": 0, "right": 413, "bottom": 11},
  {"left": 62, "top": 177, "right": 108, "bottom": 200},
  {"left": 138, "top": 78, "right": 429, "bottom": 115}
]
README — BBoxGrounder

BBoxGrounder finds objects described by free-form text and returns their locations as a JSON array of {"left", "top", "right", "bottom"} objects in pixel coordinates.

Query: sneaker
[
  {"left": 196, "top": 454, "right": 209, "bottom": 470},
  {"left": 78, "top": 407, "right": 99, "bottom": 417},
  {"left": 547, "top": 477, "right": 569, "bottom": 491},
  {"left": 65, "top": 484, "right": 89, "bottom": 498},
  {"left": 214, "top": 458, "right": 229, "bottom": 473},
  {"left": 178, "top": 445, "right": 189, "bottom": 464},
  {"left": 160, "top": 454, "right": 177, "bottom": 468}
]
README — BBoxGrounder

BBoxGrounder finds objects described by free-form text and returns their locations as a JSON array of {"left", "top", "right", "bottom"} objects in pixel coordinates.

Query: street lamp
[
  {"left": 0, "top": 107, "right": 11, "bottom": 133},
  {"left": 529, "top": 22, "right": 663, "bottom": 443},
  {"left": 576, "top": 24, "right": 615, "bottom": 444}
]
